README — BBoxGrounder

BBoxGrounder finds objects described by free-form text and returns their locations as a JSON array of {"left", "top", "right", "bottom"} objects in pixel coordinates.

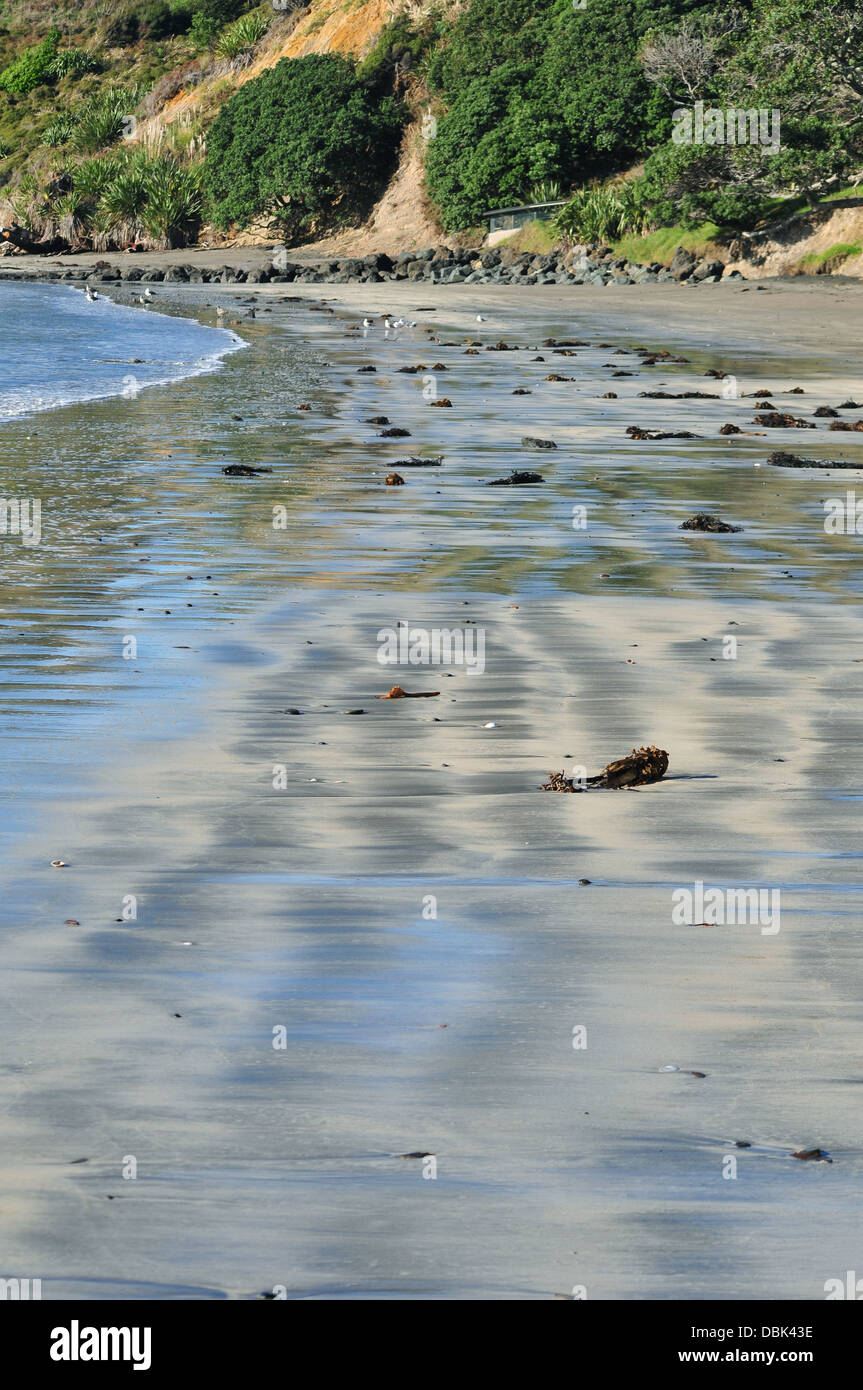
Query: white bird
[
  {"left": 476, "top": 314, "right": 486, "bottom": 323},
  {"left": 362, "top": 317, "right": 373, "bottom": 328},
  {"left": 85, "top": 286, "right": 98, "bottom": 301},
  {"left": 143, "top": 288, "right": 155, "bottom": 300}
]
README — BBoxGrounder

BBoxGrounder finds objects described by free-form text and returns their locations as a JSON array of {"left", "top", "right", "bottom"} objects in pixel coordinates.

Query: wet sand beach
[{"left": 1, "top": 276, "right": 862, "bottom": 1299}]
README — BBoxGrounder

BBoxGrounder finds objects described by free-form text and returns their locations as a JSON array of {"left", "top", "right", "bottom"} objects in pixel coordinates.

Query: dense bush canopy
[
  {"left": 204, "top": 54, "right": 403, "bottom": 238},
  {"left": 425, "top": 0, "right": 713, "bottom": 229}
]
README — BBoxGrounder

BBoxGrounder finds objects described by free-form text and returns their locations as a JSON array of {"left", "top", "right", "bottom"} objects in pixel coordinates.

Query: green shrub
[
  {"left": 189, "top": 14, "right": 221, "bottom": 47},
  {"left": 105, "top": 2, "right": 194, "bottom": 44},
  {"left": 196, "top": 0, "right": 254, "bottom": 22},
  {"left": 70, "top": 87, "right": 143, "bottom": 154},
  {"left": 357, "top": 13, "right": 440, "bottom": 94},
  {"left": 42, "top": 113, "right": 77, "bottom": 146},
  {"left": 424, "top": 64, "right": 565, "bottom": 231},
  {"left": 73, "top": 154, "right": 127, "bottom": 199},
  {"left": 49, "top": 49, "right": 101, "bottom": 80},
  {"left": 0, "top": 29, "right": 60, "bottom": 95},
  {"left": 555, "top": 182, "right": 650, "bottom": 244},
  {"left": 204, "top": 54, "right": 404, "bottom": 238},
  {"left": 139, "top": 154, "right": 203, "bottom": 245},
  {"left": 139, "top": 2, "right": 195, "bottom": 39},
  {"left": 636, "top": 143, "right": 765, "bottom": 229},
  {"left": 423, "top": 0, "right": 700, "bottom": 230},
  {"left": 214, "top": 12, "right": 270, "bottom": 59}
]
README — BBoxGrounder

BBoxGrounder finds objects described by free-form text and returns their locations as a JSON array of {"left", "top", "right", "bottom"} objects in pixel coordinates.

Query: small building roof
[{"left": 484, "top": 200, "right": 567, "bottom": 219}]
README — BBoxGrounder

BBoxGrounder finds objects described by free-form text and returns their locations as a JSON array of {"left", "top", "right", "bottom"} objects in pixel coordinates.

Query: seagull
[
  {"left": 362, "top": 318, "right": 373, "bottom": 328},
  {"left": 143, "top": 288, "right": 155, "bottom": 301},
  {"left": 85, "top": 286, "right": 98, "bottom": 302},
  {"left": 476, "top": 314, "right": 486, "bottom": 323}
]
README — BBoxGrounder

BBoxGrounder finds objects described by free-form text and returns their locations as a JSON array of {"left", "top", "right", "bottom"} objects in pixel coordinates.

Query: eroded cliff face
[
  {"left": 727, "top": 202, "right": 863, "bottom": 280},
  {"left": 143, "top": 0, "right": 395, "bottom": 134}
]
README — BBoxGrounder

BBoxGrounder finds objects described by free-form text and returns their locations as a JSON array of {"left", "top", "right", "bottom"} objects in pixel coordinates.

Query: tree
[
  {"left": 204, "top": 55, "right": 403, "bottom": 239},
  {"left": 639, "top": 0, "right": 863, "bottom": 218},
  {"left": 424, "top": 0, "right": 718, "bottom": 229}
]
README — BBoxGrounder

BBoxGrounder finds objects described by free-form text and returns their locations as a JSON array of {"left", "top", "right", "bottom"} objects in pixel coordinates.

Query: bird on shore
[
  {"left": 85, "top": 286, "right": 98, "bottom": 302},
  {"left": 143, "top": 288, "right": 155, "bottom": 301},
  {"left": 476, "top": 314, "right": 486, "bottom": 323}
]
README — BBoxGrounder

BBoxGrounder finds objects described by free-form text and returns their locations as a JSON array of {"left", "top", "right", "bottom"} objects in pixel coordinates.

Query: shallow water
[{"left": 0, "top": 281, "right": 244, "bottom": 421}]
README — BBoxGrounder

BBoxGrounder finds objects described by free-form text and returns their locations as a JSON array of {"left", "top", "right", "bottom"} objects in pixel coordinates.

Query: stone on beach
[
  {"left": 679, "top": 514, "right": 743, "bottom": 533},
  {"left": 487, "top": 470, "right": 545, "bottom": 485},
  {"left": 626, "top": 426, "right": 700, "bottom": 440},
  {"left": 768, "top": 451, "right": 861, "bottom": 469},
  {"left": 755, "top": 412, "right": 816, "bottom": 428}
]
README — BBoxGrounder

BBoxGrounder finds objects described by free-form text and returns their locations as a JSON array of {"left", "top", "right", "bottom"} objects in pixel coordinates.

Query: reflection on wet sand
[{"left": 1, "top": 281, "right": 862, "bottom": 1299}]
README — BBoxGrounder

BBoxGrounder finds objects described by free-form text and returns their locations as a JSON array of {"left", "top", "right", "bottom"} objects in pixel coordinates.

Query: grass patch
[
  {"left": 610, "top": 221, "right": 721, "bottom": 265},
  {"left": 496, "top": 218, "right": 560, "bottom": 254},
  {"left": 821, "top": 185, "right": 863, "bottom": 203},
  {"left": 796, "top": 241, "right": 862, "bottom": 272}
]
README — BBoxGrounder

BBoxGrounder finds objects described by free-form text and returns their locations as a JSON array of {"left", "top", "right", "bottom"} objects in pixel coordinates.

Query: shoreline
[{"left": 2, "top": 277, "right": 863, "bottom": 1299}]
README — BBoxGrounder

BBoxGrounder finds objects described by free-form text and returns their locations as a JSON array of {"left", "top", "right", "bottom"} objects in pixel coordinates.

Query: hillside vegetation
[{"left": 0, "top": 0, "right": 860, "bottom": 256}]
